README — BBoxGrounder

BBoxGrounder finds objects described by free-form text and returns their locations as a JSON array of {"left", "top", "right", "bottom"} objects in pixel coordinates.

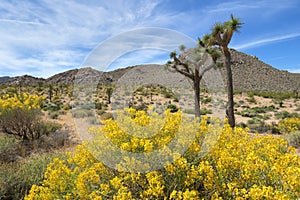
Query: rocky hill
[
  {"left": 228, "top": 49, "right": 300, "bottom": 92},
  {"left": 101, "top": 49, "right": 300, "bottom": 93},
  {"left": 3, "top": 75, "right": 45, "bottom": 86},
  {"left": 0, "top": 49, "right": 299, "bottom": 92},
  {"left": 0, "top": 76, "right": 11, "bottom": 83},
  {"left": 46, "top": 67, "right": 112, "bottom": 85}
]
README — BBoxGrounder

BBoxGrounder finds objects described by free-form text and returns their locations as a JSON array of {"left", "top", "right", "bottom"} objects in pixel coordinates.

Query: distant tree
[
  {"left": 167, "top": 44, "right": 220, "bottom": 117},
  {"left": 200, "top": 14, "right": 243, "bottom": 128},
  {"left": 54, "top": 87, "right": 59, "bottom": 96},
  {"left": 106, "top": 86, "right": 113, "bottom": 104},
  {"left": 37, "top": 81, "right": 43, "bottom": 92},
  {"left": 49, "top": 85, "right": 53, "bottom": 101}
]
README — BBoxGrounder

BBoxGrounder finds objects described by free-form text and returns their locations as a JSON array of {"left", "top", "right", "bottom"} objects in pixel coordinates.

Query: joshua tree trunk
[
  {"left": 224, "top": 48, "right": 235, "bottom": 128},
  {"left": 194, "top": 70, "right": 201, "bottom": 118}
]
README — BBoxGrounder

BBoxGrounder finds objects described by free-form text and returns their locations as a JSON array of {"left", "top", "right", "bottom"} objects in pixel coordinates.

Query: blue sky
[{"left": 0, "top": 0, "right": 299, "bottom": 78}]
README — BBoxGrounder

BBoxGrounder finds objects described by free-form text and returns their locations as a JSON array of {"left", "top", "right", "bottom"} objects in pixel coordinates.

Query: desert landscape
[
  {"left": 0, "top": 1, "right": 300, "bottom": 199},
  {"left": 0, "top": 48, "right": 300, "bottom": 199}
]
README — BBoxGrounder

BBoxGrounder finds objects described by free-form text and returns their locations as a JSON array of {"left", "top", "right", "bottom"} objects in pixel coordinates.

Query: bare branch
[{"left": 172, "top": 65, "right": 194, "bottom": 79}]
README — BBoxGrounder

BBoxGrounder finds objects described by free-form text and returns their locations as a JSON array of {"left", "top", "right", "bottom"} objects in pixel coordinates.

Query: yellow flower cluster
[
  {"left": 276, "top": 117, "right": 300, "bottom": 134},
  {"left": 0, "top": 93, "right": 43, "bottom": 114},
  {"left": 25, "top": 109, "right": 300, "bottom": 199},
  {"left": 93, "top": 108, "right": 183, "bottom": 153}
]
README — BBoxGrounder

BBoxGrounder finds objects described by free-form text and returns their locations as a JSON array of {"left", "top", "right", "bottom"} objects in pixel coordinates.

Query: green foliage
[
  {"left": 43, "top": 102, "right": 61, "bottom": 112},
  {"left": 285, "top": 131, "right": 300, "bottom": 148},
  {"left": 167, "top": 104, "right": 179, "bottom": 113},
  {"left": 275, "top": 111, "right": 299, "bottom": 119},
  {"left": 246, "top": 96, "right": 257, "bottom": 104},
  {"left": 236, "top": 105, "right": 276, "bottom": 118},
  {"left": 80, "top": 103, "right": 95, "bottom": 110},
  {"left": 86, "top": 117, "right": 99, "bottom": 125},
  {"left": 183, "top": 109, "right": 195, "bottom": 115},
  {"left": 0, "top": 153, "right": 66, "bottom": 200},
  {"left": 95, "top": 102, "right": 102, "bottom": 110},
  {"left": 72, "top": 109, "right": 94, "bottom": 118},
  {"left": 247, "top": 91, "right": 296, "bottom": 100},
  {"left": 38, "top": 121, "right": 62, "bottom": 136},
  {"left": 0, "top": 132, "right": 19, "bottom": 155},
  {"left": 200, "top": 108, "right": 212, "bottom": 115},
  {"left": 201, "top": 96, "right": 212, "bottom": 104},
  {"left": 100, "top": 112, "right": 113, "bottom": 120},
  {"left": 251, "top": 121, "right": 272, "bottom": 133},
  {"left": 247, "top": 119, "right": 256, "bottom": 125},
  {"left": 63, "top": 104, "right": 72, "bottom": 111}
]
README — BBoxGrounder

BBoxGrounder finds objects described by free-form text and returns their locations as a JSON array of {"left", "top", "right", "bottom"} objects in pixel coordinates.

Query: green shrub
[
  {"left": 167, "top": 104, "right": 179, "bottom": 113},
  {"left": 251, "top": 122, "right": 271, "bottom": 133},
  {"left": 275, "top": 111, "right": 286, "bottom": 119},
  {"left": 43, "top": 102, "right": 60, "bottom": 112},
  {"left": 285, "top": 131, "right": 300, "bottom": 148},
  {"left": 248, "top": 91, "right": 294, "bottom": 100},
  {"left": 63, "top": 104, "right": 72, "bottom": 111},
  {"left": 0, "top": 132, "right": 19, "bottom": 155},
  {"left": 38, "top": 121, "right": 62, "bottom": 136},
  {"left": 81, "top": 103, "right": 94, "bottom": 110},
  {"left": 247, "top": 119, "right": 256, "bottom": 125},
  {"left": 96, "top": 110, "right": 106, "bottom": 116},
  {"left": 72, "top": 109, "right": 94, "bottom": 118},
  {"left": 237, "top": 122, "right": 247, "bottom": 128},
  {"left": 202, "top": 96, "right": 212, "bottom": 104},
  {"left": 86, "top": 117, "right": 99, "bottom": 125},
  {"left": 200, "top": 108, "right": 212, "bottom": 115},
  {"left": 246, "top": 96, "right": 257, "bottom": 104},
  {"left": 0, "top": 153, "right": 66, "bottom": 200},
  {"left": 0, "top": 109, "right": 42, "bottom": 140},
  {"left": 183, "top": 109, "right": 195, "bottom": 115},
  {"left": 100, "top": 112, "right": 113, "bottom": 120},
  {"left": 95, "top": 102, "right": 102, "bottom": 110}
]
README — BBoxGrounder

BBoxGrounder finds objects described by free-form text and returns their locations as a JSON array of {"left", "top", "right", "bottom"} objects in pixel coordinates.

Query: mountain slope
[
  {"left": 0, "top": 76, "right": 11, "bottom": 83},
  {"left": 3, "top": 75, "right": 45, "bottom": 86},
  {"left": 228, "top": 49, "right": 300, "bottom": 92}
]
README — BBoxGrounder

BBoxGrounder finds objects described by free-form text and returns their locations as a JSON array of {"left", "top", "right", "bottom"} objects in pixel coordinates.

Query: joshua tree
[
  {"left": 200, "top": 14, "right": 243, "bottom": 128},
  {"left": 49, "top": 84, "right": 53, "bottom": 101},
  {"left": 106, "top": 86, "right": 113, "bottom": 104},
  {"left": 167, "top": 44, "right": 220, "bottom": 117}
]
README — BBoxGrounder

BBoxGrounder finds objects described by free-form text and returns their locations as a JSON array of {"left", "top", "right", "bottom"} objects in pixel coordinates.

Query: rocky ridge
[{"left": 0, "top": 76, "right": 10, "bottom": 83}]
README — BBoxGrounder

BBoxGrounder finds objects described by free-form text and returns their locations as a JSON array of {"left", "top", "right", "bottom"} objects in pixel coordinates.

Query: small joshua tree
[
  {"left": 167, "top": 44, "right": 220, "bottom": 117},
  {"left": 106, "top": 86, "right": 113, "bottom": 104}
]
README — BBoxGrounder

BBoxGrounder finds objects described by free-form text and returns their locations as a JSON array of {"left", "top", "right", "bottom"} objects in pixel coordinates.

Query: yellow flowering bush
[
  {"left": 25, "top": 109, "right": 300, "bottom": 199},
  {"left": 0, "top": 93, "right": 43, "bottom": 113},
  {"left": 276, "top": 117, "right": 300, "bottom": 134},
  {"left": 0, "top": 93, "right": 45, "bottom": 140}
]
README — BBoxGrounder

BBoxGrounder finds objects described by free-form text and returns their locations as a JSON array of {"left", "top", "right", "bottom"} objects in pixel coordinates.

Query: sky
[{"left": 0, "top": 0, "right": 300, "bottom": 78}]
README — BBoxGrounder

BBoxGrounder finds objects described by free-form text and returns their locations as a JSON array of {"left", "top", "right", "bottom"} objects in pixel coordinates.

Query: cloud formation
[
  {"left": 0, "top": 0, "right": 299, "bottom": 77},
  {"left": 232, "top": 33, "right": 300, "bottom": 50}
]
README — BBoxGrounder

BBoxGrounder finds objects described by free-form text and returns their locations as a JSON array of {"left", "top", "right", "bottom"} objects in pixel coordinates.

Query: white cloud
[
  {"left": 82, "top": 27, "right": 196, "bottom": 71},
  {"left": 0, "top": 0, "right": 299, "bottom": 77},
  {"left": 106, "top": 49, "right": 169, "bottom": 71},
  {"left": 288, "top": 69, "right": 300, "bottom": 74},
  {"left": 232, "top": 33, "right": 300, "bottom": 50},
  {"left": 0, "top": 0, "right": 167, "bottom": 77}
]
